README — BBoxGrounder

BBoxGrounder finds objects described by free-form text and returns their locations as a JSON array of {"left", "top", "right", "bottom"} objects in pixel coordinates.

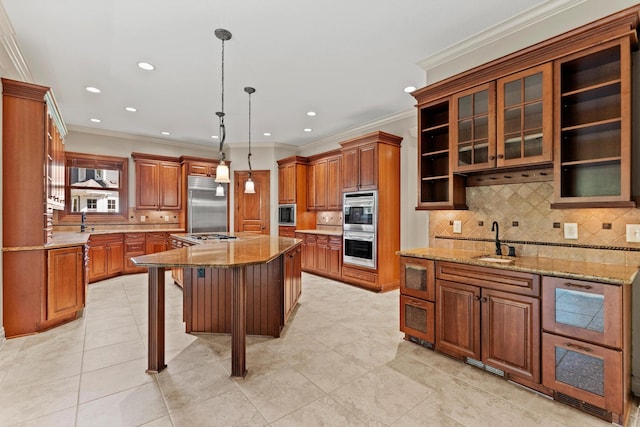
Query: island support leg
[
  {"left": 147, "top": 266, "right": 167, "bottom": 373},
  {"left": 231, "top": 266, "right": 247, "bottom": 377}
]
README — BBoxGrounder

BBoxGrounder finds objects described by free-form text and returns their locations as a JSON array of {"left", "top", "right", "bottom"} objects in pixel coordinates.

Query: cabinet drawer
[
  {"left": 146, "top": 232, "right": 167, "bottom": 240},
  {"left": 89, "top": 233, "right": 124, "bottom": 245},
  {"left": 400, "top": 295, "right": 434, "bottom": 344},
  {"left": 400, "top": 257, "right": 435, "bottom": 301},
  {"left": 542, "top": 332, "right": 622, "bottom": 417},
  {"left": 542, "top": 276, "right": 622, "bottom": 349},
  {"left": 436, "top": 261, "right": 539, "bottom": 297},
  {"left": 125, "top": 233, "right": 145, "bottom": 242},
  {"left": 342, "top": 265, "right": 377, "bottom": 284},
  {"left": 125, "top": 242, "right": 144, "bottom": 253}
]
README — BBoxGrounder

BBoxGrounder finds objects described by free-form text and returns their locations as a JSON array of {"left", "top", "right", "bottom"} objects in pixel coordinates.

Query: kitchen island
[{"left": 132, "top": 233, "right": 302, "bottom": 377}]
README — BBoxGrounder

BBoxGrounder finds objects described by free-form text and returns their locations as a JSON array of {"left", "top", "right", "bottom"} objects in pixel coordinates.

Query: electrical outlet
[
  {"left": 564, "top": 223, "right": 578, "bottom": 239},
  {"left": 626, "top": 224, "right": 640, "bottom": 242},
  {"left": 453, "top": 220, "right": 462, "bottom": 234},
  {"left": 164, "top": 215, "right": 170, "bottom": 222},
  {"left": 140, "top": 215, "right": 146, "bottom": 222}
]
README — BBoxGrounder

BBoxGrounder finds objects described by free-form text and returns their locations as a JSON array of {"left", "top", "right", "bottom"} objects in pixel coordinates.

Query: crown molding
[
  {"left": 0, "top": 2, "right": 31, "bottom": 81},
  {"left": 417, "top": 0, "right": 585, "bottom": 73}
]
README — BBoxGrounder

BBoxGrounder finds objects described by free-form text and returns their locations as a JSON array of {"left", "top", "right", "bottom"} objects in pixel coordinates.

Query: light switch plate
[
  {"left": 164, "top": 215, "right": 170, "bottom": 222},
  {"left": 626, "top": 224, "right": 640, "bottom": 242},
  {"left": 140, "top": 215, "right": 146, "bottom": 222},
  {"left": 453, "top": 220, "right": 462, "bottom": 234},
  {"left": 564, "top": 223, "right": 578, "bottom": 239}
]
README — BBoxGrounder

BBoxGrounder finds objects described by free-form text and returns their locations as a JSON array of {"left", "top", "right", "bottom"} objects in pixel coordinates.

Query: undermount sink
[{"left": 474, "top": 255, "right": 515, "bottom": 264}]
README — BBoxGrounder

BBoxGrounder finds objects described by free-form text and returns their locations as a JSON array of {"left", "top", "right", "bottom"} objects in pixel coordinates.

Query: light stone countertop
[
  {"left": 294, "top": 229, "right": 343, "bottom": 236},
  {"left": 133, "top": 233, "right": 302, "bottom": 268},
  {"left": 397, "top": 247, "right": 639, "bottom": 285}
]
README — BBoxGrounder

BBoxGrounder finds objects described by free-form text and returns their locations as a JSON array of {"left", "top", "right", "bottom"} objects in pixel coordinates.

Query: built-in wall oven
[{"left": 343, "top": 190, "right": 377, "bottom": 268}]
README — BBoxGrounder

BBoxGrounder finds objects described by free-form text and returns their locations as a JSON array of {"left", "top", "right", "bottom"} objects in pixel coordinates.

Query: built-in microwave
[{"left": 278, "top": 204, "right": 296, "bottom": 226}]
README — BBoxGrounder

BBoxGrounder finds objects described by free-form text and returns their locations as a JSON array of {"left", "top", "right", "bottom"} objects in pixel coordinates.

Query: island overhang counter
[{"left": 132, "top": 233, "right": 302, "bottom": 377}]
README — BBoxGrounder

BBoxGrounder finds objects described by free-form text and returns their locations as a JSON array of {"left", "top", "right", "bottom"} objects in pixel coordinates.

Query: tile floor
[{"left": 0, "top": 271, "right": 638, "bottom": 426}]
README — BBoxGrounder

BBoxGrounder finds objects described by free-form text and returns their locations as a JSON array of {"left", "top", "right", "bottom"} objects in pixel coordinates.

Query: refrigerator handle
[{"left": 188, "top": 190, "right": 193, "bottom": 233}]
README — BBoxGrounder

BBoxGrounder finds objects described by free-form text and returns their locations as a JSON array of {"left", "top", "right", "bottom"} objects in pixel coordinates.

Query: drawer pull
[
  {"left": 564, "top": 282, "right": 593, "bottom": 290},
  {"left": 566, "top": 342, "right": 592, "bottom": 352}
]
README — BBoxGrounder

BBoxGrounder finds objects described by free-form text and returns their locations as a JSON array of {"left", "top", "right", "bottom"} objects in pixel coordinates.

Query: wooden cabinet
[
  {"left": 124, "top": 233, "right": 146, "bottom": 274},
  {"left": 400, "top": 257, "right": 436, "bottom": 344},
  {"left": 297, "top": 232, "right": 317, "bottom": 271},
  {"left": 277, "top": 156, "right": 315, "bottom": 230},
  {"left": 552, "top": 39, "right": 633, "bottom": 208},
  {"left": 132, "top": 153, "right": 182, "bottom": 210},
  {"left": 541, "top": 276, "right": 629, "bottom": 422},
  {"left": 341, "top": 142, "right": 377, "bottom": 192},
  {"left": 283, "top": 244, "right": 302, "bottom": 324},
  {"left": 88, "top": 234, "right": 124, "bottom": 283},
  {"left": 186, "top": 161, "right": 217, "bottom": 177},
  {"left": 145, "top": 232, "right": 169, "bottom": 254},
  {"left": 2, "top": 78, "right": 67, "bottom": 247},
  {"left": 435, "top": 262, "right": 540, "bottom": 384},
  {"left": 47, "top": 246, "right": 85, "bottom": 321},
  {"left": 279, "top": 226, "right": 296, "bottom": 238},
  {"left": 296, "top": 232, "right": 342, "bottom": 280},
  {"left": 308, "top": 151, "right": 342, "bottom": 211}
]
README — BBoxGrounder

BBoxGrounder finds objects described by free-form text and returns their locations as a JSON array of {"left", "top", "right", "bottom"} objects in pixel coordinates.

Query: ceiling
[{"left": 2, "top": 0, "right": 550, "bottom": 148}]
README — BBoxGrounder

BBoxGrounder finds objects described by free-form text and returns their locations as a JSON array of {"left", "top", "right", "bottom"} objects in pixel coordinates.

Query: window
[{"left": 61, "top": 152, "right": 129, "bottom": 221}]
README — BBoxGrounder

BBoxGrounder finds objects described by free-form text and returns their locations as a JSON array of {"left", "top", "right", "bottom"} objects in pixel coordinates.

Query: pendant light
[
  {"left": 214, "top": 28, "right": 231, "bottom": 197},
  {"left": 244, "top": 86, "right": 256, "bottom": 194}
]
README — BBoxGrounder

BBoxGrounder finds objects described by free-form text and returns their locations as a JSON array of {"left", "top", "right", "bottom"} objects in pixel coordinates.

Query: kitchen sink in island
[{"left": 132, "top": 232, "right": 302, "bottom": 378}]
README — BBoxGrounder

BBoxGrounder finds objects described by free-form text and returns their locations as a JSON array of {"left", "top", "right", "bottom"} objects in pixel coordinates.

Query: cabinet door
[
  {"left": 400, "top": 257, "right": 435, "bottom": 301},
  {"left": 341, "top": 147, "right": 359, "bottom": 192},
  {"left": 313, "top": 159, "right": 328, "bottom": 210},
  {"left": 302, "top": 235, "right": 316, "bottom": 270},
  {"left": 328, "top": 236, "right": 342, "bottom": 277},
  {"left": 107, "top": 241, "right": 124, "bottom": 275},
  {"left": 452, "top": 82, "right": 496, "bottom": 172},
  {"left": 47, "top": 247, "right": 84, "bottom": 320},
  {"left": 327, "top": 156, "right": 342, "bottom": 210},
  {"left": 481, "top": 288, "right": 540, "bottom": 383},
  {"left": 357, "top": 143, "right": 377, "bottom": 190},
  {"left": 400, "top": 295, "right": 435, "bottom": 344},
  {"left": 435, "top": 279, "right": 481, "bottom": 360},
  {"left": 278, "top": 163, "right": 295, "bottom": 204},
  {"left": 315, "top": 235, "right": 329, "bottom": 272},
  {"left": 135, "top": 160, "right": 159, "bottom": 209},
  {"left": 497, "top": 63, "right": 553, "bottom": 167},
  {"left": 88, "top": 244, "right": 108, "bottom": 282},
  {"left": 146, "top": 233, "right": 168, "bottom": 254},
  {"left": 159, "top": 162, "right": 181, "bottom": 210}
]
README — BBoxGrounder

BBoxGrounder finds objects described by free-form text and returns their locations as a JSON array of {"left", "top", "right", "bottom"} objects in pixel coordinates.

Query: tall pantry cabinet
[{"left": 2, "top": 78, "right": 87, "bottom": 337}]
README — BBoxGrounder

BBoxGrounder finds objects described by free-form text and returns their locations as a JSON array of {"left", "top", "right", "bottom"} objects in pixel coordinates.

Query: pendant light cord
[{"left": 247, "top": 88, "right": 252, "bottom": 177}]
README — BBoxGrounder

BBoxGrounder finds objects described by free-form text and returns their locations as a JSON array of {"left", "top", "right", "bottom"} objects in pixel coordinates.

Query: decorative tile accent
[{"left": 430, "top": 182, "right": 640, "bottom": 265}]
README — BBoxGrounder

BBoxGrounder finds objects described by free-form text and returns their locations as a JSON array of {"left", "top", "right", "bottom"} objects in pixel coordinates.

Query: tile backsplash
[
  {"left": 430, "top": 182, "right": 640, "bottom": 266},
  {"left": 315, "top": 211, "right": 343, "bottom": 231}
]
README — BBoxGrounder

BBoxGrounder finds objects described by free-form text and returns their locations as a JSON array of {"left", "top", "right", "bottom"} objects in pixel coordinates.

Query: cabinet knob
[
  {"left": 474, "top": 295, "right": 481, "bottom": 301},
  {"left": 497, "top": 154, "right": 504, "bottom": 159},
  {"left": 489, "top": 155, "right": 495, "bottom": 160}
]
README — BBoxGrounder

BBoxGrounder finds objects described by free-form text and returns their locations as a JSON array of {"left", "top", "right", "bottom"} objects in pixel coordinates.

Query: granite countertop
[
  {"left": 133, "top": 233, "right": 302, "bottom": 268},
  {"left": 294, "top": 229, "right": 343, "bottom": 236},
  {"left": 82, "top": 228, "right": 185, "bottom": 235},
  {"left": 397, "top": 247, "right": 639, "bottom": 285}
]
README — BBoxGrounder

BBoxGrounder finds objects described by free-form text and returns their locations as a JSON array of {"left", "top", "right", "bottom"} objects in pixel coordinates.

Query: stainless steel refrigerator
[{"left": 187, "top": 175, "right": 228, "bottom": 233}]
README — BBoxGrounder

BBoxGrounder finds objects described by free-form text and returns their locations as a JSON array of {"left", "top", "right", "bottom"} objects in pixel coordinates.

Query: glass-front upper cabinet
[
  {"left": 497, "top": 63, "right": 553, "bottom": 167},
  {"left": 451, "top": 82, "right": 495, "bottom": 172}
]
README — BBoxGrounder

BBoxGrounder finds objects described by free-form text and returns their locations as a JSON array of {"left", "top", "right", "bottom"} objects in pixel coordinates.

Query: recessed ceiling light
[
  {"left": 211, "top": 135, "right": 219, "bottom": 139},
  {"left": 161, "top": 131, "right": 170, "bottom": 135},
  {"left": 403, "top": 86, "right": 416, "bottom": 93},
  {"left": 306, "top": 111, "right": 316, "bottom": 116},
  {"left": 137, "top": 62, "right": 155, "bottom": 71},
  {"left": 125, "top": 106, "right": 137, "bottom": 112},
  {"left": 89, "top": 118, "right": 101, "bottom": 123},
  {"left": 304, "top": 128, "right": 312, "bottom": 132},
  {"left": 85, "top": 86, "right": 101, "bottom": 93},
  {"left": 263, "top": 132, "right": 271, "bottom": 137}
]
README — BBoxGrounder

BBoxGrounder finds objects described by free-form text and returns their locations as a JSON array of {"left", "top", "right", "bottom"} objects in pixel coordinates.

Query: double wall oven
[{"left": 343, "top": 190, "right": 377, "bottom": 269}]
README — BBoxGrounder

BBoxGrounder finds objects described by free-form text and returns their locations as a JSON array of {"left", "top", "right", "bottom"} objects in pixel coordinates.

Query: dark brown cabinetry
[
  {"left": 124, "top": 233, "right": 147, "bottom": 274},
  {"left": 552, "top": 39, "right": 633, "bottom": 207},
  {"left": 278, "top": 226, "right": 296, "bottom": 238},
  {"left": 541, "top": 276, "right": 629, "bottom": 422},
  {"left": 132, "top": 153, "right": 182, "bottom": 210},
  {"left": 296, "top": 232, "right": 342, "bottom": 280},
  {"left": 341, "top": 142, "right": 377, "bottom": 192},
  {"left": 435, "top": 262, "right": 540, "bottom": 384},
  {"left": 277, "top": 156, "right": 315, "bottom": 230},
  {"left": 297, "top": 232, "right": 317, "bottom": 271},
  {"left": 308, "top": 151, "right": 342, "bottom": 211},
  {"left": 88, "top": 234, "right": 124, "bottom": 283},
  {"left": 145, "top": 232, "right": 169, "bottom": 254},
  {"left": 283, "top": 244, "right": 302, "bottom": 324}
]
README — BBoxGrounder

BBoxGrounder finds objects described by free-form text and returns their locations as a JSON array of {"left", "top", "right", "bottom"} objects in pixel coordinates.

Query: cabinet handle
[
  {"left": 566, "top": 342, "right": 592, "bottom": 352},
  {"left": 563, "top": 282, "right": 593, "bottom": 290}
]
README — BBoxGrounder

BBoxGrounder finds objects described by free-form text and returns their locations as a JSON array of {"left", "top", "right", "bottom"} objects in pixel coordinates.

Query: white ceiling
[{"left": 2, "top": 0, "right": 550, "bottom": 148}]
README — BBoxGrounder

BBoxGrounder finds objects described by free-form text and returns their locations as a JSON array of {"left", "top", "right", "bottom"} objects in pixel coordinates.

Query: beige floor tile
[
  {"left": 0, "top": 375, "right": 79, "bottom": 425},
  {"left": 85, "top": 312, "right": 138, "bottom": 335},
  {"left": 76, "top": 382, "right": 168, "bottom": 427},
  {"left": 138, "top": 416, "right": 174, "bottom": 427},
  {"left": 235, "top": 366, "right": 324, "bottom": 422},
  {"left": 15, "top": 407, "right": 77, "bottom": 427},
  {"left": 310, "top": 322, "right": 367, "bottom": 349},
  {"left": 271, "top": 395, "right": 366, "bottom": 427},
  {"left": 156, "top": 359, "right": 233, "bottom": 412},
  {"left": 391, "top": 401, "right": 464, "bottom": 427},
  {"left": 82, "top": 338, "right": 147, "bottom": 373},
  {"left": 79, "top": 357, "right": 152, "bottom": 403},
  {"left": 220, "top": 345, "right": 290, "bottom": 379},
  {"left": 293, "top": 350, "right": 367, "bottom": 393},
  {"left": 2, "top": 349, "right": 83, "bottom": 388},
  {"left": 334, "top": 335, "right": 405, "bottom": 371},
  {"left": 169, "top": 383, "right": 267, "bottom": 426},
  {"left": 386, "top": 352, "right": 453, "bottom": 391},
  {"left": 330, "top": 365, "right": 432, "bottom": 425},
  {"left": 83, "top": 323, "right": 143, "bottom": 351},
  {"left": 260, "top": 330, "right": 332, "bottom": 365}
]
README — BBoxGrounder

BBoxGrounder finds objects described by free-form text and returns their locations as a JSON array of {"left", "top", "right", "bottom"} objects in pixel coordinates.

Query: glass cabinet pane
[
  {"left": 523, "top": 103, "right": 543, "bottom": 130},
  {"left": 504, "top": 108, "right": 521, "bottom": 134},
  {"left": 458, "top": 95, "right": 472, "bottom": 118},
  {"left": 554, "top": 347, "right": 604, "bottom": 396},
  {"left": 504, "top": 136, "right": 522, "bottom": 159},
  {"left": 458, "top": 143, "right": 472, "bottom": 165},
  {"left": 524, "top": 72, "right": 543, "bottom": 101},
  {"left": 474, "top": 90, "right": 488, "bottom": 114},
  {"left": 523, "top": 130, "right": 543, "bottom": 157},
  {"left": 458, "top": 119, "right": 472, "bottom": 142},
  {"left": 474, "top": 141, "right": 489, "bottom": 164},
  {"left": 504, "top": 80, "right": 521, "bottom": 106},
  {"left": 555, "top": 288, "right": 604, "bottom": 332},
  {"left": 474, "top": 116, "right": 488, "bottom": 139}
]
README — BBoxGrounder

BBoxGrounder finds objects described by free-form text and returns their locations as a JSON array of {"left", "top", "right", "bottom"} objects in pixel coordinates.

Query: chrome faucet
[
  {"left": 80, "top": 211, "right": 87, "bottom": 232},
  {"left": 491, "top": 221, "right": 501, "bottom": 255}
]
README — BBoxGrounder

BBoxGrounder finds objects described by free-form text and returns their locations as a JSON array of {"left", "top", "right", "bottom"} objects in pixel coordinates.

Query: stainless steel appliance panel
[
  {"left": 343, "top": 230, "right": 376, "bottom": 269},
  {"left": 343, "top": 190, "right": 377, "bottom": 232},
  {"left": 188, "top": 175, "right": 228, "bottom": 233},
  {"left": 278, "top": 204, "right": 296, "bottom": 226}
]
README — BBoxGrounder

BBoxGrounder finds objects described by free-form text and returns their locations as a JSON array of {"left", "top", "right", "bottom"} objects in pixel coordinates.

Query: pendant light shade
[
  {"left": 244, "top": 178, "right": 255, "bottom": 194},
  {"left": 215, "top": 161, "right": 230, "bottom": 183},
  {"left": 244, "top": 86, "right": 256, "bottom": 194},
  {"left": 215, "top": 183, "right": 225, "bottom": 197}
]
